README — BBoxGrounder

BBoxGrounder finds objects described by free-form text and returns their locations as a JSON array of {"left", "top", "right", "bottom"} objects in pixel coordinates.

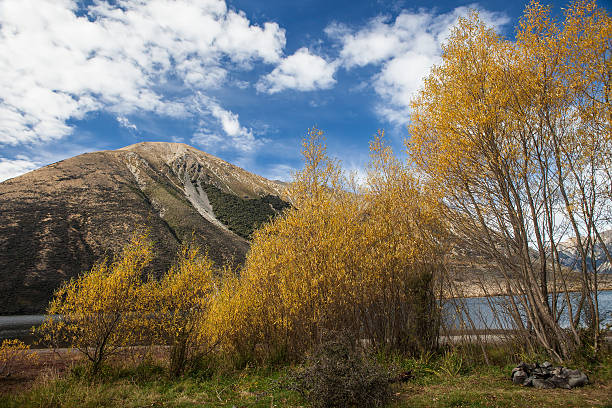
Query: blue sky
[{"left": 0, "top": 0, "right": 608, "bottom": 182}]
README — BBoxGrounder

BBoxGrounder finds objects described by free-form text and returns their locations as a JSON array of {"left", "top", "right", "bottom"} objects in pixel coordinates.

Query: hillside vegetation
[{"left": 201, "top": 183, "right": 290, "bottom": 239}]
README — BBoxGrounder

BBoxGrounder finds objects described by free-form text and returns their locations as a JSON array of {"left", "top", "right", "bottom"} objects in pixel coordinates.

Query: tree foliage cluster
[
  {"left": 409, "top": 0, "right": 611, "bottom": 361},
  {"left": 38, "top": 235, "right": 217, "bottom": 376},
  {"left": 207, "top": 129, "right": 445, "bottom": 362}
]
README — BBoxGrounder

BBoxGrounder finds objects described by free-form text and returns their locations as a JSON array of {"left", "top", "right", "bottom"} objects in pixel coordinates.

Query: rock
[
  {"left": 568, "top": 373, "right": 589, "bottom": 388},
  {"left": 510, "top": 362, "right": 589, "bottom": 389},
  {"left": 532, "top": 378, "right": 556, "bottom": 389},
  {"left": 512, "top": 370, "right": 527, "bottom": 385},
  {"left": 549, "top": 375, "right": 571, "bottom": 389}
]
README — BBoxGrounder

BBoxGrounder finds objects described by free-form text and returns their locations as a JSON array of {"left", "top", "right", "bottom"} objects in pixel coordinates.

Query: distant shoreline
[{"left": 449, "top": 277, "right": 612, "bottom": 299}]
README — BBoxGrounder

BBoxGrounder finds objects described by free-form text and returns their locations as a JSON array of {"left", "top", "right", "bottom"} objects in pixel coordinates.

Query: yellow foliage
[
  {"left": 38, "top": 233, "right": 154, "bottom": 373},
  {"left": 141, "top": 242, "right": 217, "bottom": 376},
  {"left": 38, "top": 232, "right": 222, "bottom": 375},
  {"left": 0, "top": 339, "right": 37, "bottom": 378},
  {"left": 207, "top": 128, "right": 445, "bottom": 361}
]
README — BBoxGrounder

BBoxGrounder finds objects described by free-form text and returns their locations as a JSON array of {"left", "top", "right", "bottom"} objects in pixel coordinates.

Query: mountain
[
  {"left": 0, "top": 142, "right": 289, "bottom": 314},
  {"left": 557, "top": 230, "right": 612, "bottom": 274}
]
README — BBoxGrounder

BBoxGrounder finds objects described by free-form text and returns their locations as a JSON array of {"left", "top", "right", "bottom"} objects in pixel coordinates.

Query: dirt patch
[{"left": 0, "top": 349, "right": 81, "bottom": 395}]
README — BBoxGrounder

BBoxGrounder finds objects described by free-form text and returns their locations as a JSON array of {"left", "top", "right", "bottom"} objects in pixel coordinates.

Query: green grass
[
  {"left": 0, "top": 363, "right": 303, "bottom": 408},
  {"left": 2, "top": 350, "right": 611, "bottom": 408}
]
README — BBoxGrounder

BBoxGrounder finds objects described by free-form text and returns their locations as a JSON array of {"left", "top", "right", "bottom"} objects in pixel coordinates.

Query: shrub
[
  {"left": 209, "top": 129, "right": 444, "bottom": 361},
  {"left": 37, "top": 234, "right": 153, "bottom": 374},
  {"left": 142, "top": 242, "right": 218, "bottom": 377},
  {"left": 38, "top": 232, "right": 224, "bottom": 377},
  {"left": 287, "top": 332, "right": 393, "bottom": 408},
  {"left": 0, "top": 339, "right": 37, "bottom": 378}
]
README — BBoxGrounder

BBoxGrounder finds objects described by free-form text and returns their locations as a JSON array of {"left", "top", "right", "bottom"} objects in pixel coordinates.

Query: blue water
[
  {"left": 444, "top": 290, "right": 612, "bottom": 330},
  {"left": 1, "top": 291, "right": 611, "bottom": 343}
]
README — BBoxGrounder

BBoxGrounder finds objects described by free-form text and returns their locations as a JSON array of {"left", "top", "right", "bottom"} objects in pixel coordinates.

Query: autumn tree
[
  {"left": 209, "top": 128, "right": 445, "bottom": 361},
  {"left": 38, "top": 234, "right": 153, "bottom": 374},
  {"left": 409, "top": 0, "right": 611, "bottom": 361},
  {"left": 142, "top": 243, "right": 218, "bottom": 377}
]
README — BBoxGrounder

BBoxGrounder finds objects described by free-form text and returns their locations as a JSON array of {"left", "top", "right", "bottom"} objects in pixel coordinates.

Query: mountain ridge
[{"left": 0, "top": 142, "right": 288, "bottom": 314}]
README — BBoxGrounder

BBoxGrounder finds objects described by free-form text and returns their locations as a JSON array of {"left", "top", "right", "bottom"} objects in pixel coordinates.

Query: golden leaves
[
  {"left": 0, "top": 339, "right": 37, "bottom": 378},
  {"left": 38, "top": 233, "right": 219, "bottom": 374},
  {"left": 207, "top": 128, "right": 444, "bottom": 359}
]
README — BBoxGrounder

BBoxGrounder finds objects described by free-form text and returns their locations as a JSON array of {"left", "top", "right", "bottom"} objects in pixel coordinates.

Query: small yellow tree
[
  {"left": 143, "top": 243, "right": 217, "bottom": 377},
  {"left": 0, "top": 339, "right": 37, "bottom": 378},
  {"left": 38, "top": 234, "right": 153, "bottom": 374}
]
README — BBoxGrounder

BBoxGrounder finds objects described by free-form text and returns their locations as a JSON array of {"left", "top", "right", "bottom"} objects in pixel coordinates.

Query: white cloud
[
  {"left": 191, "top": 95, "right": 262, "bottom": 153},
  {"left": 327, "top": 5, "right": 509, "bottom": 124},
  {"left": 116, "top": 115, "right": 137, "bottom": 131},
  {"left": 0, "top": 0, "right": 286, "bottom": 146},
  {"left": 0, "top": 156, "right": 40, "bottom": 181},
  {"left": 260, "top": 163, "right": 295, "bottom": 182},
  {"left": 257, "top": 48, "right": 338, "bottom": 94}
]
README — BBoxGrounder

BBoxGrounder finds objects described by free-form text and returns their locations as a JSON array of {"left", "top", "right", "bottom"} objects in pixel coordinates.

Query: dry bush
[
  {"left": 287, "top": 332, "right": 393, "bottom": 408},
  {"left": 0, "top": 339, "right": 37, "bottom": 378}
]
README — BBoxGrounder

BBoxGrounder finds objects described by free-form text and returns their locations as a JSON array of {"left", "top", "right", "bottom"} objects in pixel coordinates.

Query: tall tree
[{"left": 408, "top": 1, "right": 611, "bottom": 360}]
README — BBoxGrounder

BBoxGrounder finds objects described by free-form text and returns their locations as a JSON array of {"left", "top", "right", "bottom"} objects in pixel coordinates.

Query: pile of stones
[{"left": 511, "top": 361, "right": 589, "bottom": 389}]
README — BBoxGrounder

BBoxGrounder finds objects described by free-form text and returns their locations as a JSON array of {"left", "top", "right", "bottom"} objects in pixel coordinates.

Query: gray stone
[
  {"left": 512, "top": 370, "right": 527, "bottom": 385},
  {"left": 568, "top": 373, "right": 589, "bottom": 388},
  {"left": 549, "top": 375, "right": 571, "bottom": 389},
  {"left": 532, "top": 378, "right": 555, "bottom": 389},
  {"left": 510, "top": 362, "right": 589, "bottom": 389}
]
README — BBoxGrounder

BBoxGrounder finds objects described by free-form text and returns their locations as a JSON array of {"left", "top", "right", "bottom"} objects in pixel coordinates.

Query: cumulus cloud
[
  {"left": 257, "top": 48, "right": 338, "bottom": 94},
  {"left": 0, "top": 0, "right": 285, "bottom": 146},
  {"left": 327, "top": 5, "right": 509, "bottom": 124},
  {"left": 191, "top": 94, "right": 262, "bottom": 153},
  {"left": 0, "top": 156, "right": 40, "bottom": 181}
]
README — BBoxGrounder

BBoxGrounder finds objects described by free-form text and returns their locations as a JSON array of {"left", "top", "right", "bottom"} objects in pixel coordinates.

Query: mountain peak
[{"left": 0, "top": 143, "right": 289, "bottom": 314}]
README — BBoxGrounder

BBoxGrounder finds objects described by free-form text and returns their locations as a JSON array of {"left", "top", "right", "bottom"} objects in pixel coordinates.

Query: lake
[
  {"left": 1, "top": 290, "right": 611, "bottom": 345},
  {"left": 444, "top": 290, "right": 612, "bottom": 330}
]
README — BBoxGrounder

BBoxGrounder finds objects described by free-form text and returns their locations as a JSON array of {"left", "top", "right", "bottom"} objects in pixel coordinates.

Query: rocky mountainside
[
  {"left": 0, "top": 142, "right": 288, "bottom": 314},
  {"left": 557, "top": 230, "right": 612, "bottom": 274}
]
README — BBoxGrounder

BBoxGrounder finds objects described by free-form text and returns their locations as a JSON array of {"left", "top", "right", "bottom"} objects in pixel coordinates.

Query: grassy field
[{"left": 1, "top": 347, "right": 611, "bottom": 408}]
